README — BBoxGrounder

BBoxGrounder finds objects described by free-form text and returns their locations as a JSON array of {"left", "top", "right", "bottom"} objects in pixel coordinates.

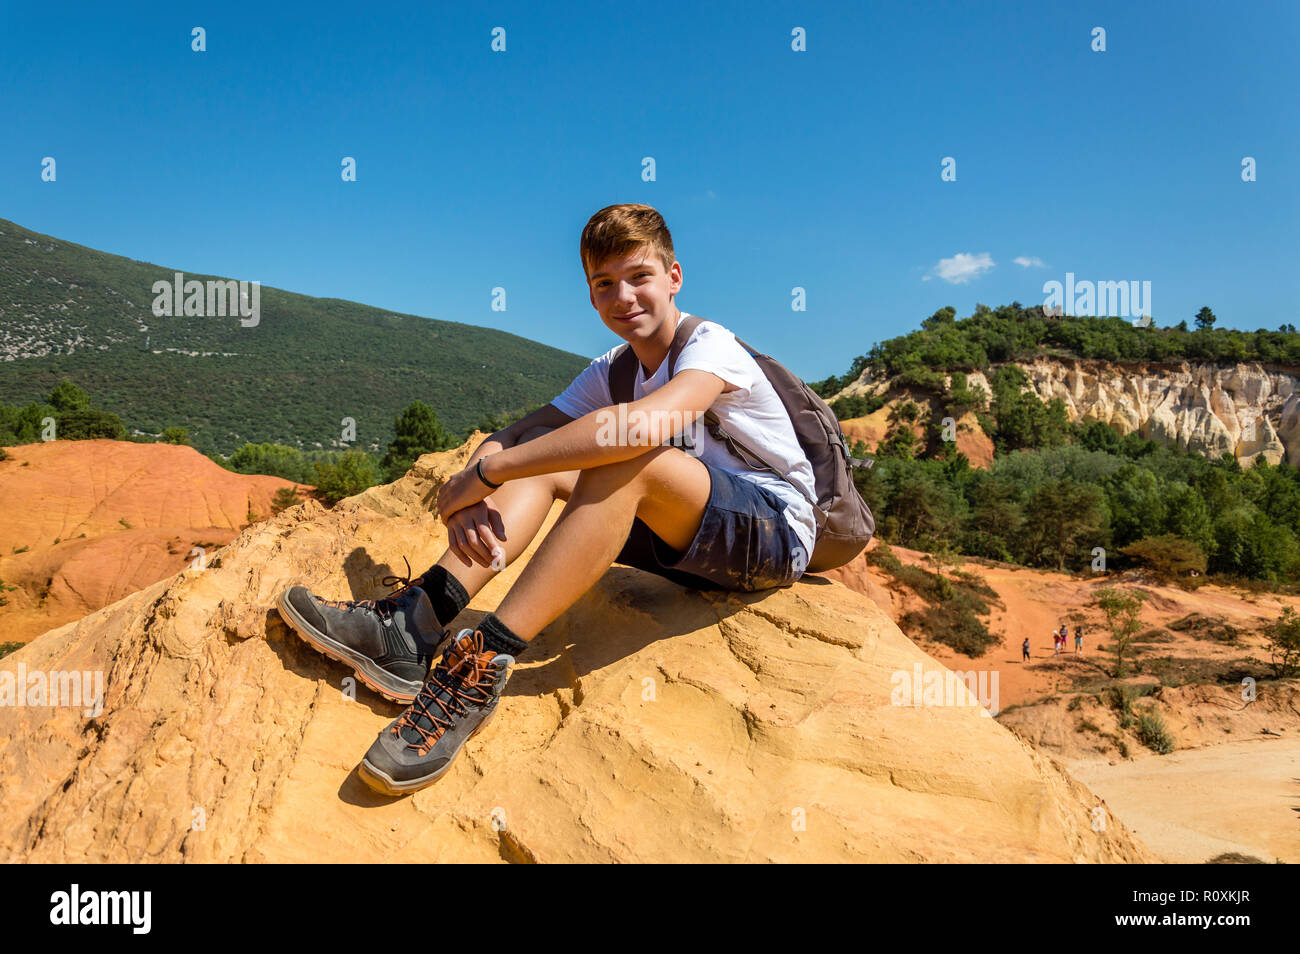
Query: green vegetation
[
  {"left": 829, "top": 392, "right": 886, "bottom": 421},
  {"left": 270, "top": 487, "right": 303, "bottom": 514},
  {"left": 1136, "top": 709, "right": 1175, "bottom": 754},
  {"left": 865, "top": 541, "right": 999, "bottom": 656},
  {"left": 313, "top": 450, "right": 380, "bottom": 505},
  {"left": 380, "top": 400, "right": 458, "bottom": 482},
  {"left": 0, "top": 641, "right": 22, "bottom": 660},
  {"left": 853, "top": 303, "right": 1300, "bottom": 378},
  {"left": 0, "top": 378, "right": 125, "bottom": 443},
  {"left": 847, "top": 372, "right": 1300, "bottom": 586},
  {"left": 1107, "top": 685, "right": 1139, "bottom": 729},
  {"left": 1264, "top": 606, "right": 1300, "bottom": 678},
  {"left": 1090, "top": 586, "right": 1147, "bottom": 677},
  {"left": 0, "top": 217, "right": 588, "bottom": 456}
]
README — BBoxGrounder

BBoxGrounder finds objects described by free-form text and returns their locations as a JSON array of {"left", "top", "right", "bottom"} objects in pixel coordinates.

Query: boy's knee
[{"left": 576, "top": 445, "right": 673, "bottom": 490}]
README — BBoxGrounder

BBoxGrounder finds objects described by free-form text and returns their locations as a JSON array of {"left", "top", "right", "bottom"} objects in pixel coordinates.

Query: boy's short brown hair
[{"left": 580, "top": 204, "right": 676, "bottom": 281}]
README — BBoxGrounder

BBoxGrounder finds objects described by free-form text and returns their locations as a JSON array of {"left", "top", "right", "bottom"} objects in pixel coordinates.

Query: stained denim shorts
[{"left": 614, "top": 459, "right": 807, "bottom": 592}]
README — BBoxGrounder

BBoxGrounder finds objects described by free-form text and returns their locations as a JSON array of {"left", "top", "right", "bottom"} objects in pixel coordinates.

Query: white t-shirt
[{"left": 549, "top": 312, "right": 817, "bottom": 562}]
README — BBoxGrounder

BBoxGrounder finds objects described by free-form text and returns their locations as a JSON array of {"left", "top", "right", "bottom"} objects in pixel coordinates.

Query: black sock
[
  {"left": 416, "top": 564, "right": 470, "bottom": 628},
  {"left": 476, "top": 612, "right": 529, "bottom": 658}
]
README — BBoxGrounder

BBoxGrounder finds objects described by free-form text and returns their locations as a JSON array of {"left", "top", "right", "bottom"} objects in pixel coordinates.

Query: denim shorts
[{"left": 614, "top": 459, "right": 807, "bottom": 592}]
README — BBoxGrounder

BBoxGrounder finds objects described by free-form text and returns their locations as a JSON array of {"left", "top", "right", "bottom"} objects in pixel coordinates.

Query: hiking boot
[
  {"left": 358, "top": 628, "right": 512, "bottom": 795},
  {"left": 277, "top": 557, "right": 446, "bottom": 704}
]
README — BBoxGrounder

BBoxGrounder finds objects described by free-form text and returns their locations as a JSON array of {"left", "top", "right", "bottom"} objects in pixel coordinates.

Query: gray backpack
[{"left": 608, "top": 314, "right": 875, "bottom": 572}]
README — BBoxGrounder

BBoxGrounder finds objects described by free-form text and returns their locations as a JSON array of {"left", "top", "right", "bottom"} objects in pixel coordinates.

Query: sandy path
[{"left": 1065, "top": 740, "right": 1300, "bottom": 863}]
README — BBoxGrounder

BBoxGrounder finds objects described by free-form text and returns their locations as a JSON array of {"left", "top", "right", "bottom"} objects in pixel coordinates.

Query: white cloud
[
  {"left": 925, "top": 252, "right": 995, "bottom": 285},
  {"left": 1013, "top": 255, "right": 1046, "bottom": 268}
]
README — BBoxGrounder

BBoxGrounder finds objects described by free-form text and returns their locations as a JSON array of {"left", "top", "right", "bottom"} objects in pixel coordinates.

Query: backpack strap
[
  {"left": 608, "top": 312, "right": 705, "bottom": 404},
  {"left": 607, "top": 313, "right": 824, "bottom": 522}
]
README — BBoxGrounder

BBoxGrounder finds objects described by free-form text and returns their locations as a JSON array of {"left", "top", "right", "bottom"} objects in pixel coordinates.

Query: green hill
[{"left": 0, "top": 218, "right": 590, "bottom": 455}]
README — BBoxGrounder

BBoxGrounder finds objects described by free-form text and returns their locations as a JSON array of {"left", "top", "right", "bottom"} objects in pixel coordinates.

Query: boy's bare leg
[
  {"left": 490, "top": 445, "right": 711, "bottom": 641},
  {"left": 428, "top": 466, "right": 577, "bottom": 601}
]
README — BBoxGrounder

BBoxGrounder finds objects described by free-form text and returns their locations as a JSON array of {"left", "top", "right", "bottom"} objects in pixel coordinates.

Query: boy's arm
[
  {"left": 479, "top": 370, "right": 727, "bottom": 483},
  {"left": 465, "top": 403, "right": 577, "bottom": 471}
]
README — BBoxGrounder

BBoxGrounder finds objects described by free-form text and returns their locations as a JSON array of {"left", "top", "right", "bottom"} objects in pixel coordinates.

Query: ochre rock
[
  {"left": 0, "top": 439, "right": 1154, "bottom": 862},
  {"left": 832, "top": 359, "right": 1300, "bottom": 468},
  {"left": 0, "top": 439, "right": 307, "bottom": 644}
]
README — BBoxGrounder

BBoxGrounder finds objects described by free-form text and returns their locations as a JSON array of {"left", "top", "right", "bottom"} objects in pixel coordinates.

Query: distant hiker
[
  {"left": 277, "top": 203, "right": 853, "bottom": 796},
  {"left": 1052, "top": 630, "right": 1060, "bottom": 655},
  {"left": 1075, "top": 626, "right": 1084, "bottom": 654},
  {"left": 1022, "top": 637, "right": 1031, "bottom": 662}
]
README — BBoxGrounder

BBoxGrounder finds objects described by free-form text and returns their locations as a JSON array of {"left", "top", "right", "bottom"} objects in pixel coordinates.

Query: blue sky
[{"left": 3, "top": 0, "right": 1296, "bottom": 381}]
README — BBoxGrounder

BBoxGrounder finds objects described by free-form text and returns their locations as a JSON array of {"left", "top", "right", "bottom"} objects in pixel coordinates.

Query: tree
[
  {"left": 877, "top": 423, "right": 921, "bottom": 461},
  {"left": 1104, "top": 465, "right": 1167, "bottom": 547},
  {"left": 161, "top": 426, "right": 191, "bottom": 445},
  {"left": 1077, "top": 419, "right": 1123, "bottom": 454},
  {"left": 382, "top": 401, "right": 456, "bottom": 482},
  {"left": 228, "top": 443, "right": 311, "bottom": 483},
  {"left": 1091, "top": 585, "right": 1147, "bottom": 677},
  {"left": 959, "top": 476, "right": 1022, "bottom": 562},
  {"left": 1023, "top": 478, "right": 1105, "bottom": 571},
  {"left": 314, "top": 450, "right": 380, "bottom": 504},
  {"left": 883, "top": 468, "right": 965, "bottom": 548},
  {"left": 1194, "top": 306, "right": 1217, "bottom": 331},
  {"left": 1119, "top": 534, "right": 1208, "bottom": 580},
  {"left": 921, "top": 306, "right": 957, "bottom": 330},
  {"left": 48, "top": 379, "right": 90, "bottom": 412},
  {"left": 56, "top": 408, "right": 126, "bottom": 440}
]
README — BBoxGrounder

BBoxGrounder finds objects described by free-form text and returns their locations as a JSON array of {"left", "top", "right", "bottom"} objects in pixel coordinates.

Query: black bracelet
[{"left": 476, "top": 457, "right": 502, "bottom": 489}]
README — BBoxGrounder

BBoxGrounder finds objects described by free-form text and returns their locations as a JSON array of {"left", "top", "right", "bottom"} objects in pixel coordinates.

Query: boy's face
[{"left": 587, "top": 247, "right": 683, "bottom": 343}]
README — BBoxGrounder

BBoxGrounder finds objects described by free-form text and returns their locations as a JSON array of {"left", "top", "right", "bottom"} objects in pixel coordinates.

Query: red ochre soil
[{"left": 0, "top": 439, "right": 309, "bottom": 645}]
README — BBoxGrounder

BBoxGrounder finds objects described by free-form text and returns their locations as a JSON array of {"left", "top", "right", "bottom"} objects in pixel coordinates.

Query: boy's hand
[
  {"left": 436, "top": 462, "right": 494, "bottom": 523},
  {"left": 442, "top": 500, "right": 508, "bottom": 569}
]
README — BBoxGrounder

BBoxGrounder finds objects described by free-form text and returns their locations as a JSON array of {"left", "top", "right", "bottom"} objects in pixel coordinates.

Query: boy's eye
[{"left": 596, "top": 272, "right": 651, "bottom": 288}]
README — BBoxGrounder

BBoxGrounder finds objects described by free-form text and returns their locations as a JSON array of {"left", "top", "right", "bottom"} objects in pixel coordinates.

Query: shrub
[
  {"left": 314, "top": 450, "right": 380, "bottom": 504},
  {"left": 1263, "top": 606, "right": 1300, "bottom": 678},
  {"left": 1107, "top": 685, "right": 1137, "bottom": 728},
  {"left": 1136, "top": 709, "right": 1175, "bottom": 754},
  {"left": 270, "top": 486, "right": 303, "bottom": 514}
]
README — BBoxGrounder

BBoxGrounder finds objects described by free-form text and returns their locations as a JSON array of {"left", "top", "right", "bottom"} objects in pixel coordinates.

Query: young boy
[{"left": 278, "top": 203, "right": 817, "bottom": 795}]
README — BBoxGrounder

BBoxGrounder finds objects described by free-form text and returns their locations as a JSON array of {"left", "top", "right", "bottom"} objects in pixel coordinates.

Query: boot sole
[
  {"left": 357, "top": 704, "right": 499, "bottom": 796},
  {"left": 277, "top": 590, "right": 436, "bottom": 705}
]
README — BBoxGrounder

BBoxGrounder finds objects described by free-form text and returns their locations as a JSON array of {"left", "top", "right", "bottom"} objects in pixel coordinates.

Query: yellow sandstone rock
[{"left": 0, "top": 438, "right": 1155, "bottom": 863}]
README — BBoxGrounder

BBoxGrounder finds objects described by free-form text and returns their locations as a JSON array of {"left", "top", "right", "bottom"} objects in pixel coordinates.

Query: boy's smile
[{"left": 588, "top": 248, "right": 684, "bottom": 376}]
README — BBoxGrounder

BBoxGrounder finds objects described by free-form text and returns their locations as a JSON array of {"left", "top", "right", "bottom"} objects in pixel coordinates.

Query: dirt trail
[{"left": 1065, "top": 740, "right": 1300, "bottom": 863}]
